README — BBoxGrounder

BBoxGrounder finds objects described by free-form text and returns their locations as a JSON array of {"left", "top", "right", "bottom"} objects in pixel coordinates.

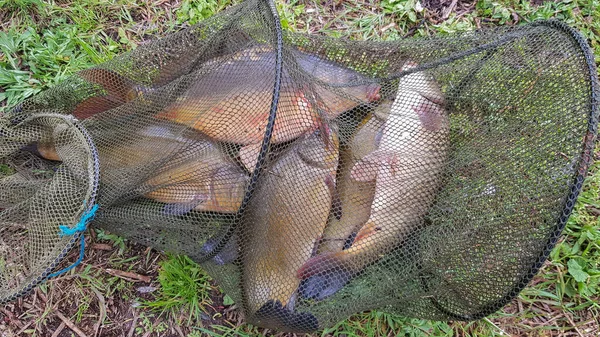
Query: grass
[
  {"left": 0, "top": 0, "right": 599, "bottom": 336},
  {"left": 140, "top": 254, "right": 215, "bottom": 325}
]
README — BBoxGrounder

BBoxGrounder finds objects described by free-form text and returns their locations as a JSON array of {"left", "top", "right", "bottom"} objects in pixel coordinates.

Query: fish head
[{"left": 296, "top": 51, "right": 381, "bottom": 113}]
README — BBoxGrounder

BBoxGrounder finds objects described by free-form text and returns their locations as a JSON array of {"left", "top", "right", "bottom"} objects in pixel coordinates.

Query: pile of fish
[{"left": 25, "top": 46, "right": 450, "bottom": 331}]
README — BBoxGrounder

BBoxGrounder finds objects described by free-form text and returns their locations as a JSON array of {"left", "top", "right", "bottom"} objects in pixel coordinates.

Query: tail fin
[{"left": 73, "top": 68, "right": 141, "bottom": 119}]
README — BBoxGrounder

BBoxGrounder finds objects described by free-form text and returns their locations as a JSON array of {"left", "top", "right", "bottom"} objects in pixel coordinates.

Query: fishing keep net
[{"left": 0, "top": 0, "right": 598, "bottom": 332}]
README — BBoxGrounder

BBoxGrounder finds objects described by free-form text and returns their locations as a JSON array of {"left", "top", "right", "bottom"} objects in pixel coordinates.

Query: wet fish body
[
  {"left": 156, "top": 45, "right": 379, "bottom": 171},
  {"left": 298, "top": 63, "right": 450, "bottom": 300},
  {"left": 241, "top": 125, "right": 339, "bottom": 331},
  {"left": 312, "top": 105, "right": 389, "bottom": 256}
]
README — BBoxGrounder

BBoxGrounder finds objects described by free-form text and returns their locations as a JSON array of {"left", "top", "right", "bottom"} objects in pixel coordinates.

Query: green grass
[
  {"left": 1, "top": 0, "right": 599, "bottom": 336},
  {"left": 141, "top": 254, "right": 215, "bottom": 325}
]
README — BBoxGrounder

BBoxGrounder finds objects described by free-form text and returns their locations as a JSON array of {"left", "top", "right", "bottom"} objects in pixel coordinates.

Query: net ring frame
[
  {"left": 191, "top": 0, "right": 284, "bottom": 263},
  {"left": 1, "top": 8, "right": 595, "bottom": 326},
  {"left": 416, "top": 19, "right": 599, "bottom": 321},
  {"left": 0, "top": 112, "right": 101, "bottom": 304},
  {"left": 182, "top": 4, "right": 600, "bottom": 322}
]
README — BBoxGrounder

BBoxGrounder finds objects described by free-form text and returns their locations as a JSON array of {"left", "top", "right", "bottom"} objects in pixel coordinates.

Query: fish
[
  {"left": 297, "top": 108, "right": 387, "bottom": 301},
  {"left": 156, "top": 45, "right": 380, "bottom": 171},
  {"left": 72, "top": 68, "right": 144, "bottom": 120},
  {"left": 31, "top": 121, "right": 249, "bottom": 215},
  {"left": 241, "top": 124, "right": 339, "bottom": 332},
  {"left": 20, "top": 68, "right": 144, "bottom": 161},
  {"left": 297, "top": 61, "right": 450, "bottom": 301},
  {"left": 103, "top": 125, "right": 250, "bottom": 214},
  {"left": 312, "top": 104, "right": 389, "bottom": 255},
  {"left": 144, "top": 154, "right": 249, "bottom": 215},
  {"left": 31, "top": 47, "right": 379, "bottom": 166}
]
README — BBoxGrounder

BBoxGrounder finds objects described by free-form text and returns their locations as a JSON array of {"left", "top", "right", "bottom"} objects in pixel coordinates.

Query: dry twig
[
  {"left": 127, "top": 311, "right": 139, "bottom": 337},
  {"left": 91, "top": 287, "right": 107, "bottom": 337},
  {"left": 105, "top": 268, "right": 152, "bottom": 283},
  {"left": 55, "top": 311, "right": 88, "bottom": 337},
  {"left": 50, "top": 322, "right": 66, "bottom": 337}
]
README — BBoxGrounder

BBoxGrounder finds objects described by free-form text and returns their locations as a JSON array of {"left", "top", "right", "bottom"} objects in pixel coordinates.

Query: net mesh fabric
[{"left": 0, "top": 0, "right": 598, "bottom": 333}]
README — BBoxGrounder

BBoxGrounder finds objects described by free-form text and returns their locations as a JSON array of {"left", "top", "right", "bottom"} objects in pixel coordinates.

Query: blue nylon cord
[{"left": 47, "top": 204, "right": 99, "bottom": 278}]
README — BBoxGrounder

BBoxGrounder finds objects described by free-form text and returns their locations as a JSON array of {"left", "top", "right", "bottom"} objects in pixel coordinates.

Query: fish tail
[
  {"left": 353, "top": 220, "right": 380, "bottom": 243},
  {"left": 296, "top": 250, "right": 350, "bottom": 279},
  {"left": 297, "top": 220, "right": 381, "bottom": 280}
]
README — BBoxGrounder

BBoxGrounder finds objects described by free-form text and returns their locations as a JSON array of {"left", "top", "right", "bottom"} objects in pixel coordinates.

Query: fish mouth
[
  {"left": 366, "top": 83, "right": 382, "bottom": 102},
  {"left": 253, "top": 299, "right": 319, "bottom": 333}
]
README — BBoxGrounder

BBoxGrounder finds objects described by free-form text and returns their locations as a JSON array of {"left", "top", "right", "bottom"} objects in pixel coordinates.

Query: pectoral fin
[
  {"left": 200, "top": 235, "right": 239, "bottom": 265},
  {"left": 349, "top": 156, "right": 379, "bottom": 182},
  {"left": 239, "top": 142, "right": 262, "bottom": 173},
  {"left": 161, "top": 194, "right": 208, "bottom": 216},
  {"left": 414, "top": 101, "right": 446, "bottom": 132}
]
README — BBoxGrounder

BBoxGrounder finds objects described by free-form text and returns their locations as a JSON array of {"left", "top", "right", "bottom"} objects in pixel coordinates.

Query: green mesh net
[{"left": 0, "top": 0, "right": 598, "bottom": 333}]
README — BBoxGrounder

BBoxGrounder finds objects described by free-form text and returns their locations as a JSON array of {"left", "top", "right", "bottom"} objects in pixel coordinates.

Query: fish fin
[
  {"left": 373, "top": 123, "right": 386, "bottom": 149},
  {"left": 353, "top": 221, "right": 380, "bottom": 244},
  {"left": 72, "top": 97, "right": 122, "bottom": 120},
  {"left": 21, "top": 142, "right": 61, "bottom": 161},
  {"left": 239, "top": 143, "right": 261, "bottom": 173},
  {"left": 286, "top": 292, "right": 297, "bottom": 312},
  {"left": 254, "top": 300, "right": 318, "bottom": 333},
  {"left": 296, "top": 251, "right": 346, "bottom": 279},
  {"left": 297, "top": 223, "right": 380, "bottom": 300},
  {"left": 414, "top": 101, "right": 446, "bottom": 132},
  {"left": 349, "top": 155, "right": 380, "bottom": 182},
  {"left": 161, "top": 195, "right": 207, "bottom": 216},
  {"left": 73, "top": 68, "right": 141, "bottom": 119},
  {"left": 325, "top": 175, "right": 342, "bottom": 220},
  {"left": 20, "top": 141, "right": 62, "bottom": 161},
  {"left": 201, "top": 235, "right": 239, "bottom": 265},
  {"left": 317, "top": 120, "right": 336, "bottom": 152},
  {"left": 366, "top": 83, "right": 382, "bottom": 102},
  {"left": 298, "top": 270, "right": 352, "bottom": 301},
  {"left": 297, "top": 251, "right": 354, "bottom": 301}
]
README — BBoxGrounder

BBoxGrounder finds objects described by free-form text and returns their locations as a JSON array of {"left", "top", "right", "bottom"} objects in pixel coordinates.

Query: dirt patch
[
  {"left": 421, "top": 0, "right": 478, "bottom": 22},
  {"left": 529, "top": 0, "right": 558, "bottom": 6}
]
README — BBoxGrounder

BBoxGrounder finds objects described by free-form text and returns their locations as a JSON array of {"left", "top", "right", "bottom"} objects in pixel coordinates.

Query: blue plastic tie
[
  {"left": 58, "top": 204, "right": 99, "bottom": 237},
  {"left": 47, "top": 204, "right": 99, "bottom": 279}
]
